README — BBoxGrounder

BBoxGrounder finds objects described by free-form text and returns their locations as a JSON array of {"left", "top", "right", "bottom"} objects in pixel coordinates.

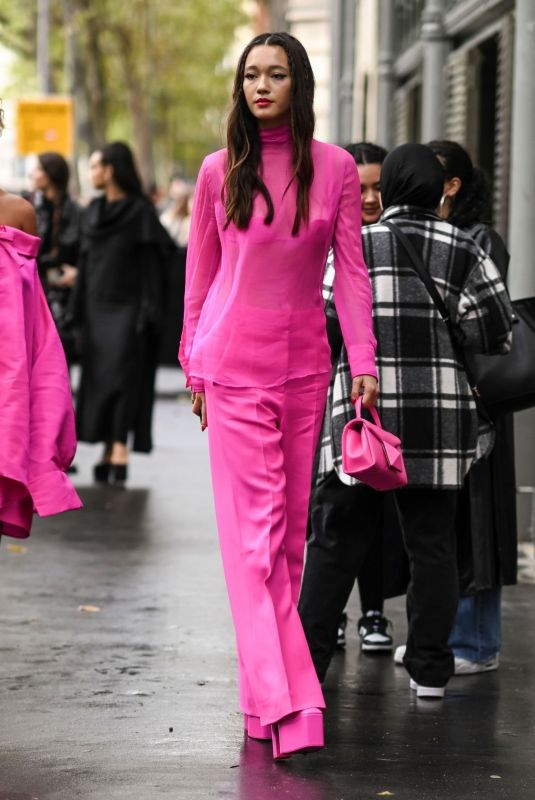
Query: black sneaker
[
  {"left": 336, "top": 612, "right": 348, "bottom": 649},
  {"left": 358, "top": 612, "right": 394, "bottom": 652}
]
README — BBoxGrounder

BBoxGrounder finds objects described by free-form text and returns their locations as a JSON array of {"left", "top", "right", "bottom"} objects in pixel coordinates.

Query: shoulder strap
[
  {"left": 383, "top": 220, "right": 450, "bottom": 324},
  {"left": 382, "top": 220, "right": 490, "bottom": 420}
]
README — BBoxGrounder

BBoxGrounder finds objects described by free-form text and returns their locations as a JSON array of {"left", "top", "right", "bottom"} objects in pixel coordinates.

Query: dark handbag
[
  {"left": 383, "top": 222, "right": 535, "bottom": 415},
  {"left": 466, "top": 297, "right": 535, "bottom": 413}
]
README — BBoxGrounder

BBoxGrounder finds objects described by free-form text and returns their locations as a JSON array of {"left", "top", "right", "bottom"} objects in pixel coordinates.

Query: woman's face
[
  {"left": 358, "top": 163, "right": 382, "bottom": 225},
  {"left": 242, "top": 45, "right": 292, "bottom": 129},
  {"left": 31, "top": 162, "right": 50, "bottom": 192},
  {"left": 88, "top": 150, "right": 107, "bottom": 190}
]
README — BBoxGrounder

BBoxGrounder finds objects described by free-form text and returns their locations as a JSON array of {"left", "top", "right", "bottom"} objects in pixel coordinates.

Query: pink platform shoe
[
  {"left": 271, "top": 708, "right": 324, "bottom": 760},
  {"left": 243, "top": 714, "right": 272, "bottom": 741}
]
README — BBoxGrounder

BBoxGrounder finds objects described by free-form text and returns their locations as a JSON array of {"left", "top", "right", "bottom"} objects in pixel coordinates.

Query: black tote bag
[
  {"left": 466, "top": 296, "right": 535, "bottom": 414},
  {"left": 383, "top": 221, "right": 535, "bottom": 415}
]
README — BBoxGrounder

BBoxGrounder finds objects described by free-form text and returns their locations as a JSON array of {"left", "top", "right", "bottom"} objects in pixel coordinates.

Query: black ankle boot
[
  {"left": 109, "top": 464, "right": 128, "bottom": 485},
  {"left": 93, "top": 463, "right": 111, "bottom": 484}
]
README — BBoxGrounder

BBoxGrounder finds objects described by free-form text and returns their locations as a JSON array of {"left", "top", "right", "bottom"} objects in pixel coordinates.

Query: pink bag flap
[{"left": 381, "top": 438, "right": 405, "bottom": 472}]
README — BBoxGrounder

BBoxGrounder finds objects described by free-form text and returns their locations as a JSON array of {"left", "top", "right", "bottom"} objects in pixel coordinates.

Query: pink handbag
[{"left": 341, "top": 397, "right": 408, "bottom": 491}]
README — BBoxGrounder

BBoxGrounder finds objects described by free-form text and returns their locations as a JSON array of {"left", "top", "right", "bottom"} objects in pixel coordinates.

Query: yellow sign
[{"left": 16, "top": 97, "right": 74, "bottom": 157}]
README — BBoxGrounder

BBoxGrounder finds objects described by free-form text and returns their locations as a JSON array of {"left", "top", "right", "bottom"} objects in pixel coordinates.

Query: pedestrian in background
[
  {"left": 29, "top": 152, "right": 82, "bottom": 364},
  {"left": 160, "top": 177, "right": 193, "bottom": 249},
  {"left": 159, "top": 177, "right": 194, "bottom": 366},
  {"left": 299, "top": 142, "right": 396, "bottom": 659},
  {"left": 179, "top": 32, "right": 378, "bottom": 758},
  {"left": 72, "top": 142, "right": 174, "bottom": 485},
  {"left": 299, "top": 143, "right": 512, "bottom": 697},
  {"left": 426, "top": 139, "right": 517, "bottom": 675},
  {"left": 0, "top": 105, "right": 81, "bottom": 541}
]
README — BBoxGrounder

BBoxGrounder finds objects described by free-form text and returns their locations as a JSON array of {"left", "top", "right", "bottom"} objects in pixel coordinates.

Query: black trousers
[
  {"left": 298, "top": 473, "right": 459, "bottom": 687},
  {"left": 356, "top": 529, "right": 384, "bottom": 614}
]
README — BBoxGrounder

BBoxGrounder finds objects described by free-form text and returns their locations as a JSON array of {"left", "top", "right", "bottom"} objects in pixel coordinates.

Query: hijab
[{"left": 380, "top": 143, "right": 444, "bottom": 211}]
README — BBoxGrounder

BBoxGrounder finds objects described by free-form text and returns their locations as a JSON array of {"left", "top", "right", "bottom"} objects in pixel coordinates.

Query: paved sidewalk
[{"left": 1, "top": 391, "right": 534, "bottom": 799}]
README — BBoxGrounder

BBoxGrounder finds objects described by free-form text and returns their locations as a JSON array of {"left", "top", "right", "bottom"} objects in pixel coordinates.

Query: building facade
[
  {"left": 261, "top": 0, "right": 535, "bottom": 527},
  {"left": 374, "top": 0, "right": 535, "bottom": 532}
]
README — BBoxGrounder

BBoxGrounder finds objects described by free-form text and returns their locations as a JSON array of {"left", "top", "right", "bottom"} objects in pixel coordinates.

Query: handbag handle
[{"left": 355, "top": 395, "right": 382, "bottom": 428}]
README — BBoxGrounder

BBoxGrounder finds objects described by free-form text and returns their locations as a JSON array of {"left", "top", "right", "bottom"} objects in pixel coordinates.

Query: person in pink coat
[
  {"left": 0, "top": 111, "right": 81, "bottom": 541},
  {"left": 179, "top": 33, "right": 378, "bottom": 759}
]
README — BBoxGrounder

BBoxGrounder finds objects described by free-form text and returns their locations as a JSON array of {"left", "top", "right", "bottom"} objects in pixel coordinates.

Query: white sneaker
[
  {"left": 394, "top": 644, "right": 406, "bottom": 665},
  {"left": 454, "top": 655, "right": 499, "bottom": 675},
  {"left": 358, "top": 612, "right": 394, "bottom": 651},
  {"left": 409, "top": 678, "right": 446, "bottom": 699}
]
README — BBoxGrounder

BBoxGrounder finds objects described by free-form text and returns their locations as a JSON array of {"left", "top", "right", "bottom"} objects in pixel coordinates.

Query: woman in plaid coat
[
  {"left": 300, "top": 144, "right": 512, "bottom": 697},
  {"left": 429, "top": 139, "right": 517, "bottom": 675}
]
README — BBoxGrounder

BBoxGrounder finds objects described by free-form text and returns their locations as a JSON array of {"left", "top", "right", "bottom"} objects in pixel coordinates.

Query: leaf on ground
[
  {"left": 490, "top": 775, "right": 502, "bottom": 780},
  {"left": 6, "top": 544, "right": 28, "bottom": 554},
  {"left": 378, "top": 793, "right": 395, "bottom": 797},
  {"left": 78, "top": 604, "right": 101, "bottom": 613}
]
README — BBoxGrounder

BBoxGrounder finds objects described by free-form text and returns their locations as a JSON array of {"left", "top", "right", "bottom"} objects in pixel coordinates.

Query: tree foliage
[{"left": 0, "top": 0, "right": 246, "bottom": 183}]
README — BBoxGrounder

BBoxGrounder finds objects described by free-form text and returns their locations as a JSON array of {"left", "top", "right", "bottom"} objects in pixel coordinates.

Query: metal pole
[
  {"left": 63, "top": 0, "right": 80, "bottom": 191},
  {"left": 508, "top": 0, "right": 535, "bottom": 545},
  {"left": 331, "top": 0, "right": 357, "bottom": 145},
  {"left": 37, "top": 0, "right": 51, "bottom": 94},
  {"left": 508, "top": 0, "right": 535, "bottom": 300},
  {"left": 270, "top": 0, "right": 289, "bottom": 31},
  {"left": 377, "top": 0, "right": 395, "bottom": 149},
  {"left": 421, "top": 0, "right": 448, "bottom": 142},
  {"left": 341, "top": 0, "right": 357, "bottom": 144},
  {"left": 330, "top": 0, "right": 343, "bottom": 143}
]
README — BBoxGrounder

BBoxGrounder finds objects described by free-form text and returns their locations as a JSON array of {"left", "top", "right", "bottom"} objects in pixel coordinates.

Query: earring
[{"left": 439, "top": 194, "right": 448, "bottom": 211}]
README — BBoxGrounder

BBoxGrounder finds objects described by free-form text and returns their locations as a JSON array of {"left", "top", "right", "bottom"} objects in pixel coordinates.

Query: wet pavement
[{"left": 1, "top": 379, "right": 535, "bottom": 799}]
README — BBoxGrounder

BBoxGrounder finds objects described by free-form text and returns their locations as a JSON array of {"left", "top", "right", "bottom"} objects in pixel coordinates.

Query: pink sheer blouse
[{"left": 179, "top": 125, "right": 377, "bottom": 391}]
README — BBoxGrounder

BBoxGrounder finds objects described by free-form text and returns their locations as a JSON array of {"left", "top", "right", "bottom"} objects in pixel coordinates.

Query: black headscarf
[{"left": 380, "top": 143, "right": 445, "bottom": 211}]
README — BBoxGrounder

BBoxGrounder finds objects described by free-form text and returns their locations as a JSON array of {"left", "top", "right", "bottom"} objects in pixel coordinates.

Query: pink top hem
[{"left": 179, "top": 127, "right": 377, "bottom": 389}]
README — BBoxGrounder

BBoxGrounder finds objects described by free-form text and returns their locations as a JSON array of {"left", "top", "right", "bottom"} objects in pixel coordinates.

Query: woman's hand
[
  {"left": 351, "top": 375, "right": 379, "bottom": 408},
  {"left": 192, "top": 391, "right": 207, "bottom": 431},
  {"left": 57, "top": 265, "right": 78, "bottom": 288}
]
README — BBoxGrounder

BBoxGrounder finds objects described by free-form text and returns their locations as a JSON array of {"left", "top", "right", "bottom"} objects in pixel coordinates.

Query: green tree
[{"left": 0, "top": 0, "right": 246, "bottom": 183}]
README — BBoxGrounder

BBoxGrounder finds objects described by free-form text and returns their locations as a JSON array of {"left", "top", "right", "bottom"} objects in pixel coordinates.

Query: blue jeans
[{"left": 448, "top": 588, "right": 502, "bottom": 662}]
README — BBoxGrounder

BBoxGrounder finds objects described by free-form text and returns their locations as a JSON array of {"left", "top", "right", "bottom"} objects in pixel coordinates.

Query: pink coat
[{"left": 0, "top": 225, "right": 82, "bottom": 539}]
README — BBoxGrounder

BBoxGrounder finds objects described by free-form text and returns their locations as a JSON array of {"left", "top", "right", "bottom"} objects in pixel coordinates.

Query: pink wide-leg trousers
[{"left": 205, "top": 374, "right": 329, "bottom": 726}]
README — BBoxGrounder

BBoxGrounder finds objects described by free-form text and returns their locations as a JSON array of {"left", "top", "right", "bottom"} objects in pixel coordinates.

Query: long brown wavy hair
[{"left": 223, "top": 32, "right": 315, "bottom": 236}]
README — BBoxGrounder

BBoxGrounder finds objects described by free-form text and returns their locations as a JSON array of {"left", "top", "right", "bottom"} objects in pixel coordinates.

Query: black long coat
[
  {"left": 384, "top": 224, "right": 517, "bottom": 595},
  {"left": 73, "top": 195, "right": 175, "bottom": 453},
  {"left": 34, "top": 193, "right": 82, "bottom": 362},
  {"left": 385, "top": 224, "right": 517, "bottom": 595},
  {"left": 456, "top": 224, "right": 517, "bottom": 591}
]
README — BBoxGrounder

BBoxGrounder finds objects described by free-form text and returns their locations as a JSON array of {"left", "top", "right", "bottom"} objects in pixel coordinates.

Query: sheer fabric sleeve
[
  {"left": 331, "top": 155, "right": 377, "bottom": 380},
  {"left": 323, "top": 252, "right": 343, "bottom": 364},
  {"left": 178, "top": 158, "right": 221, "bottom": 391}
]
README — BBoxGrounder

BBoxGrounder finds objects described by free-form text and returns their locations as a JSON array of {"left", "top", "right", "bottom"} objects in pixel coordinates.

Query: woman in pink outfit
[
  {"left": 179, "top": 33, "right": 377, "bottom": 758},
  {"left": 0, "top": 107, "right": 81, "bottom": 542}
]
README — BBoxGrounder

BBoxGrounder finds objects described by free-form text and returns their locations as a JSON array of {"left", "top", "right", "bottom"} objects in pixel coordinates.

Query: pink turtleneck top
[{"left": 179, "top": 125, "right": 377, "bottom": 391}]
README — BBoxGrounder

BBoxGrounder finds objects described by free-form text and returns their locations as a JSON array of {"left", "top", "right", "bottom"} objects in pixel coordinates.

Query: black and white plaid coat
[{"left": 317, "top": 205, "right": 513, "bottom": 489}]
